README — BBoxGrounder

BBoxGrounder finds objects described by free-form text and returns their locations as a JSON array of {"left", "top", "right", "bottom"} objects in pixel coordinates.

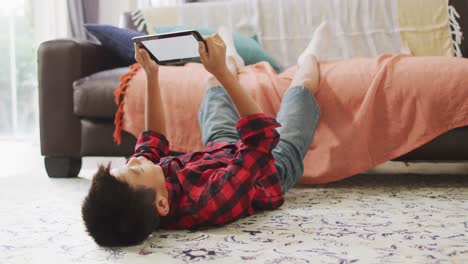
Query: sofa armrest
[{"left": 38, "top": 39, "right": 123, "bottom": 157}]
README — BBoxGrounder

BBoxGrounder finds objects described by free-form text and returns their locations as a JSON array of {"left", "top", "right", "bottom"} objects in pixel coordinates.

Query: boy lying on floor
[{"left": 82, "top": 24, "right": 327, "bottom": 246}]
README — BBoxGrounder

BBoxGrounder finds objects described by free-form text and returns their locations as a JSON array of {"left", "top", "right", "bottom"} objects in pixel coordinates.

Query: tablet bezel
[{"left": 132, "top": 30, "right": 207, "bottom": 65}]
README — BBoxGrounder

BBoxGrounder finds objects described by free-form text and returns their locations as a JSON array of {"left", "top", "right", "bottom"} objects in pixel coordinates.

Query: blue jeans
[{"left": 198, "top": 85, "right": 320, "bottom": 193}]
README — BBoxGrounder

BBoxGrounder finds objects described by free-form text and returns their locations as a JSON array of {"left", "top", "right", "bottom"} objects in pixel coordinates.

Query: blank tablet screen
[{"left": 141, "top": 34, "right": 199, "bottom": 61}]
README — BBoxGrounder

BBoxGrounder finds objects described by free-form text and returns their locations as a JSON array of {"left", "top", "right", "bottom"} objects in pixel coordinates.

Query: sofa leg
[{"left": 44, "top": 157, "right": 82, "bottom": 178}]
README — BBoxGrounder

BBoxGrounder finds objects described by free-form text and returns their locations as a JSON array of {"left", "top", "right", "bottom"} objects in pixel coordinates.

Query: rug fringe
[{"left": 113, "top": 63, "right": 141, "bottom": 145}]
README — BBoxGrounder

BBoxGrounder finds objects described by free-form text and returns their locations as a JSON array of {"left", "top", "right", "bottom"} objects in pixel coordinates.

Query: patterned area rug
[{"left": 1, "top": 172, "right": 467, "bottom": 264}]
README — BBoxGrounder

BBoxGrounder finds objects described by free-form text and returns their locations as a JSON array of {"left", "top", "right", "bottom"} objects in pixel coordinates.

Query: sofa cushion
[
  {"left": 84, "top": 23, "right": 282, "bottom": 72},
  {"left": 73, "top": 67, "right": 129, "bottom": 118},
  {"left": 84, "top": 24, "right": 144, "bottom": 66}
]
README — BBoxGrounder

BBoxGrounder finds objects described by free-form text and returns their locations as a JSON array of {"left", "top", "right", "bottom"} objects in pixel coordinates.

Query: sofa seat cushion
[{"left": 73, "top": 67, "right": 128, "bottom": 118}]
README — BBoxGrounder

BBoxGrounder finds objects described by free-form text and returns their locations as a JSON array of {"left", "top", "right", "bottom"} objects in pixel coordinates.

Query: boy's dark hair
[{"left": 81, "top": 163, "right": 160, "bottom": 247}]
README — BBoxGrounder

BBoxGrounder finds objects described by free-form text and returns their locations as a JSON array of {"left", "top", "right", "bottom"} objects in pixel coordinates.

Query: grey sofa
[{"left": 37, "top": 13, "right": 468, "bottom": 178}]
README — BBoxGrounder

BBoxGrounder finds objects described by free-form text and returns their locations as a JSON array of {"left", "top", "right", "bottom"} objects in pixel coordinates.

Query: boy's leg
[
  {"left": 272, "top": 57, "right": 321, "bottom": 193},
  {"left": 273, "top": 22, "right": 333, "bottom": 192},
  {"left": 198, "top": 55, "right": 242, "bottom": 145}
]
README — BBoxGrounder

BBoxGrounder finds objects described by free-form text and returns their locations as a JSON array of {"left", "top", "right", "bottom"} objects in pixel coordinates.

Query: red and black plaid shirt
[{"left": 128, "top": 113, "right": 285, "bottom": 229}]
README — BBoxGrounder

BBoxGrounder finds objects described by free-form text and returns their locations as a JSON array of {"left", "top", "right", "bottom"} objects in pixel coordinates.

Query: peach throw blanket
[{"left": 114, "top": 55, "right": 468, "bottom": 184}]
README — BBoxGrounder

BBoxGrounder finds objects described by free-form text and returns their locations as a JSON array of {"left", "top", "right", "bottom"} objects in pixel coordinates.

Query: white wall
[
  {"left": 33, "top": 0, "right": 69, "bottom": 45},
  {"left": 98, "top": 0, "right": 138, "bottom": 25},
  {"left": 97, "top": 0, "right": 230, "bottom": 25}
]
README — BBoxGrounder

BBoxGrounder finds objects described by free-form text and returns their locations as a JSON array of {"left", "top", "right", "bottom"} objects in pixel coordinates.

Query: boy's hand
[
  {"left": 198, "top": 33, "right": 229, "bottom": 78},
  {"left": 134, "top": 43, "right": 159, "bottom": 76}
]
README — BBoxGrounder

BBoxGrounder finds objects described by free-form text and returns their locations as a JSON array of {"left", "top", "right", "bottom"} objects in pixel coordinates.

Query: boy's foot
[
  {"left": 204, "top": 56, "right": 239, "bottom": 88},
  {"left": 290, "top": 54, "right": 320, "bottom": 94},
  {"left": 226, "top": 56, "right": 239, "bottom": 77},
  {"left": 297, "top": 21, "right": 334, "bottom": 64},
  {"left": 204, "top": 74, "right": 221, "bottom": 88},
  {"left": 218, "top": 26, "right": 245, "bottom": 67}
]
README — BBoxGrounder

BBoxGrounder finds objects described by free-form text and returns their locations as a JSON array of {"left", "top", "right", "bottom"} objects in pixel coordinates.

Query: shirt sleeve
[
  {"left": 251, "top": 169, "right": 285, "bottom": 211},
  {"left": 235, "top": 113, "right": 281, "bottom": 154},
  {"left": 192, "top": 150, "right": 285, "bottom": 226},
  {"left": 128, "top": 130, "right": 169, "bottom": 164}
]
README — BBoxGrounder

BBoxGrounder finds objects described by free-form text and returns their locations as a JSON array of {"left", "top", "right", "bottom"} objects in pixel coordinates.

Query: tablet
[{"left": 132, "top": 30, "right": 207, "bottom": 65}]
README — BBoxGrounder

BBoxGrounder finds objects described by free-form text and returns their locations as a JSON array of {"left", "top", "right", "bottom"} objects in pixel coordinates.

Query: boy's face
[
  {"left": 110, "top": 156, "right": 170, "bottom": 216},
  {"left": 111, "top": 156, "right": 165, "bottom": 191}
]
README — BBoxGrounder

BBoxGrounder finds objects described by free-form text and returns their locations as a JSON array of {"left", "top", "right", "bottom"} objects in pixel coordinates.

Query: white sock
[
  {"left": 218, "top": 26, "right": 245, "bottom": 67},
  {"left": 298, "top": 21, "right": 334, "bottom": 65}
]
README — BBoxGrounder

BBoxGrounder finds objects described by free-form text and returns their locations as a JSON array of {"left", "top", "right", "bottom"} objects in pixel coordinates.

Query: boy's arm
[
  {"left": 198, "top": 34, "right": 262, "bottom": 118},
  {"left": 145, "top": 74, "right": 166, "bottom": 135},
  {"left": 134, "top": 44, "right": 166, "bottom": 135},
  {"left": 128, "top": 44, "right": 169, "bottom": 163},
  {"left": 217, "top": 70, "right": 262, "bottom": 118}
]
